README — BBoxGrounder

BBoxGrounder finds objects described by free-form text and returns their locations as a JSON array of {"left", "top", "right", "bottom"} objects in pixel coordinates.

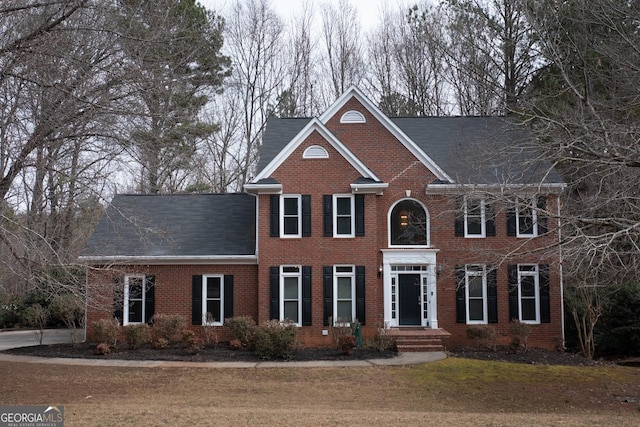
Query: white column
[{"left": 428, "top": 263, "right": 438, "bottom": 328}]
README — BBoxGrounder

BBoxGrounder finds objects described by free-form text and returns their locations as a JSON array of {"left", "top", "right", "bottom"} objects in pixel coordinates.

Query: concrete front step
[
  {"left": 396, "top": 338, "right": 443, "bottom": 346},
  {"left": 396, "top": 344, "right": 444, "bottom": 352},
  {"left": 387, "top": 327, "right": 451, "bottom": 353}
]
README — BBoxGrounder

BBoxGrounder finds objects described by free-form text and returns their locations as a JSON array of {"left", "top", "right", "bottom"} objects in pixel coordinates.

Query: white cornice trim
[
  {"left": 78, "top": 255, "right": 258, "bottom": 265},
  {"left": 243, "top": 183, "right": 283, "bottom": 194},
  {"left": 319, "top": 86, "right": 453, "bottom": 183},
  {"left": 252, "top": 118, "right": 381, "bottom": 182},
  {"left": 350, "top": 182, "right": 389, "bottom": 195}
]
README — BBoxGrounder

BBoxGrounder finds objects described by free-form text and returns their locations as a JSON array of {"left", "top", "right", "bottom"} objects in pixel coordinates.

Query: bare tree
[
  {"left": 519, "top": 0, "right": 640, "bottom": 357},
  {"left": 442, "top": 0, "right": 538, "bottom": 114},
  {"left": 321, "top": 0, "right": 365, "bottom": 100},
  {"left": 224, "top": 0, "right": 286, "bottom": 187}
]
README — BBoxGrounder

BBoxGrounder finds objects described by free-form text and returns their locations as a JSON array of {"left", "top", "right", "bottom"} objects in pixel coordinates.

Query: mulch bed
[
  {"left": 2, "top": 342, "right": 601, "bottom": 366},
  {"left": 3, "top": 342, "right": 396, "bottom": 362}
]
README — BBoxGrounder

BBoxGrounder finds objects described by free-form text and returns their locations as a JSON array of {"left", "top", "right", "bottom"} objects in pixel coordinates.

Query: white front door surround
[{"left": 381, "top": 249, "right": 439, "bottom": 328}]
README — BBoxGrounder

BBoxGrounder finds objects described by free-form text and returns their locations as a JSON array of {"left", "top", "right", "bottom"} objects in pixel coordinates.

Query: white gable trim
[
  {"left": 319, "top": 86, "right": 454, "bottom": 183},
  {"left": 252, "top": 118, "right": 382, "bottom": 182}
]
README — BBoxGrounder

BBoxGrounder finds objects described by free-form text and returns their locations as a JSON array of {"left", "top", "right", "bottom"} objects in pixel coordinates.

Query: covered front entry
[{"left": 381, "top": 249, "right": 439, "bottom": 328}]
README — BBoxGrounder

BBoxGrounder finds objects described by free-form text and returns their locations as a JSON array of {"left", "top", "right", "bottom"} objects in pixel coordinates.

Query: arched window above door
[{"left": 389, "top": 199, "right": 428, "bottom": 246}]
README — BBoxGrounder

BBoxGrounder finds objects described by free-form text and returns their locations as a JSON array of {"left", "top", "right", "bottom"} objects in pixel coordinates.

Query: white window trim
[
  {"left": 516, "top": 199, "right": 538, "bottom": 238},
  {"left": 202, "top": 274, "right": 224, "bottom": 326},
  {"left": 280, "top": 194, "right": 302, "bottom": 238},
  {"left": 280, "top": 265, "right": 302, "bottom": 326},
  {"left": 464, "top": 198, "right": 486, "bottom": 238},
  {"left": 333, "top": 194, "right": 355, "bottom": 238},
  {"left": 388, "top": 198, "right": 430, "bottom": 248},
  {"left": 123, "top": 274, "right": 145, "bottom": 326},
  {"left": 465, "top": 265, "right": 487, "bottom": 324},
  {"left": 518, "top": 264, "right": 540, "bottom": 324},
  {"left": 333, "top": 265, "right": 355, "bottom": 325}
]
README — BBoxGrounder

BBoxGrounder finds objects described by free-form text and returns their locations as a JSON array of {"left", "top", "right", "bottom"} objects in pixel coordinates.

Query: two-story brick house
[{"left": 81, "top": 86, "right": 565, "bottom": 350}]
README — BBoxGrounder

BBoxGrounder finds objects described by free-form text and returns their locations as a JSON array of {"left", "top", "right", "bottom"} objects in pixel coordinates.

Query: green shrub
[
  {"left": 595, "top": 282, "right": 640, "bottom": 357},
  {"left": 202, "top": 313, "right": 218, "bottom": 348},
  {"left": 94, "top": 343, "right": 110, "bottom": 355},
  {"left": 508, "top": 320, "right": 531, "bottom": 353},
  {"left": 50, "top": 294, "right": 85, "bottom": 346},
  {"left": 0, "top": 292, "right": 22, "bottom": 328},
  {"left": 22, "top": 304, "right": 49, "bottom": 345},
  {"left": 339, "top": 335, "right": 357, "bottom": 355},
  {"left": 49, "top": 294, "right": 84, "bottom": 328},
  {"left": 151, "top": 314, "right": 186, "bottom": 342},
  {"left": 254, "top": 320, "right": 297, "bottom": 360},
  {"left": 123, "top": 324, "right": 151, "bottom": 349},
  {"left": 329, "top": 317, "right": 352, "bottom": 349},
  {"left": 466, "top": 325, "right": 498, "bottom": 350},
  {"left": 92, "top": 318, "right": 121, "bottom": 346},
  {"left": 224, "top": 316, "right": 257, "bottom": 348},
  {"left": 182, "top": 330, "right": 204, "bottom": 355}
]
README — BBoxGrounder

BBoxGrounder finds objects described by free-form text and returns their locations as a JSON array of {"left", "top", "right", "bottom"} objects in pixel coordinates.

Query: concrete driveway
[{"left": 0, "top": 329, "right": 76, "bottom": 351}]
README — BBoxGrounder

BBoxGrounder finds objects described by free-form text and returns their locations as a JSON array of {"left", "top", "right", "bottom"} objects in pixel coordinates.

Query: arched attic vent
[{"left": 340, "top": 110, "right": 366, "bottom": 124}]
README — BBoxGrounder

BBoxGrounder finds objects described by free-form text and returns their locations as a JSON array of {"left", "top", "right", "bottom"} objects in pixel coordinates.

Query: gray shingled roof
[
  {"left": 81, "top": 193, "right": 256, "bottom": 258},
  {"left": 257, "top": 116, "right": 563, "bottom": 185}
]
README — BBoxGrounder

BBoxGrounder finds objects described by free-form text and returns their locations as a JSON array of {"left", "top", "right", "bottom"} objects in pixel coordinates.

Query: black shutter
[
  {"left": 323, "top": 195, "right": 333, "bottom": 236},
  {"left": 302, "top": 195, "right": 311, "bottom": 237},
  {"left": 224, "top": 275, "right": 234, "bottom": 320},
  {"left": 302, "top": 266, "right": 312, "bottom": 326},
  {"left": 323, "top": 266, "right": 333, "bottom": 326},
  {"left": 192, "top": 275, "right": 203, "bottom": 325},
  {"left": 355, "top": 194, "right": 365, "bottom": 236},
  {"left": 506, "top": 207, "right": 516, "bottom": 236},
  {"left": 454, "top": 196, "right": 464, "bottom": 237},
  {"left": 486, "top": 202, "right": 496, "bottom": 237},
  {"left": 270, "top": 195, "right": 279, "bottom": 237},
  {"left": 487, "top": 269, "right": 498, "bottom": 323},
  {"left": 113, "top": 277, "right": 123, "bottom": 325},
  {"left": 455, "top": 266, "right": 466, "bottom": 323},
  {"left": 537, "top": 196, "right": 548, "bottom": 234},
  {"left": 508, "top": 265, "right": 518, "bottom": 321},
  {"left": 539, "top": 265, "right": 550, "bottom": 323},
  {"left": 355, "top": 266, "right": 365, "bottom": 325},
  {"left": 269, "top": 267, "right": 279, "bottom": 320},
  {"left": 144, "top": 275, "right": 155, "bottom": 324}
]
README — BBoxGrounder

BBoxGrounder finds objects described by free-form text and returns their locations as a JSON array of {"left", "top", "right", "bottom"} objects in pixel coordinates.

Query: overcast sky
[{"left": 198, "top": 0, "right": 392, "bottom": 31}]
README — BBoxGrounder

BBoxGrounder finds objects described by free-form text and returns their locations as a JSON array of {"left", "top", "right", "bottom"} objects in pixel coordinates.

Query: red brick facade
[{"left": 86, "top": 89, "right": 564, "bottom": 350}]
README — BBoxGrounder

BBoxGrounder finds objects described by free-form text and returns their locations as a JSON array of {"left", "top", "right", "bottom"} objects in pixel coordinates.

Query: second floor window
[
  {"left": 334, "top": 195, "right": 354, "bottom": 237},
  {"left": 282, "top": 195, "right": 301, "bottom": 237},
  {"left": 390, "top": 199, "right": 428, "bottom": 246}
]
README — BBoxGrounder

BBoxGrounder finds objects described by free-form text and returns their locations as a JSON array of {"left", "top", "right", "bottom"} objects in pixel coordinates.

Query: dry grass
[{"left": 1, "top": 358, "right": 639, "bottom": 426}]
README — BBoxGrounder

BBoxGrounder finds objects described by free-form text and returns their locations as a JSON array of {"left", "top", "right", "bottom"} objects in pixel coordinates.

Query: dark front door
[{"left": 399, "top": 274, "right": 421, "bottom": 325}]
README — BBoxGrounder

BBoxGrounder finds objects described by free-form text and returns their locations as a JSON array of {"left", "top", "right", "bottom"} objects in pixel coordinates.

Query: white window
[
  {"left": 333, "top": 194, "right": 354, "bottom": 237},
  {"left": 516, "top": 198, "right": 538, "bottom": 237},
  {"left": 334, "top": 265, "right": 355, "bottom": 324},
  {"left": 464, "top": 198, "right": 486, "bottom": 238},
  {"left": 281, "top": 266, "right": 301, "bottom": 325},
  {"left": 518, "top": 265, "right": 540, "bottom": 323},
  {"left": 465, "top": 265, "right": 487, "bottom": 324},
  {"left": 281, "top": 195, "right": 301, "bottom": 238},
  {"left": 202, "top": 275, "right": 223, "bottom": 325},
  {"left": 124, "top": 275, "right": 146, "bottom": 325}
]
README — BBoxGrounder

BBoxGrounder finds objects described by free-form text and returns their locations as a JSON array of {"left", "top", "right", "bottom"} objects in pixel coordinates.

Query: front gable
[
  {"left": 319, "top": 86, "right": 453, "bottom": 183},
  {"left": 247, "top": 118, "right": 388, "bottom": 195}
]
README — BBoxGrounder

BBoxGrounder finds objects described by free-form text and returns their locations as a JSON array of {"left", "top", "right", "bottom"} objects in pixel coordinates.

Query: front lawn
[{"left": 1, "top": 357, "right": 638, "bottom": 426}]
